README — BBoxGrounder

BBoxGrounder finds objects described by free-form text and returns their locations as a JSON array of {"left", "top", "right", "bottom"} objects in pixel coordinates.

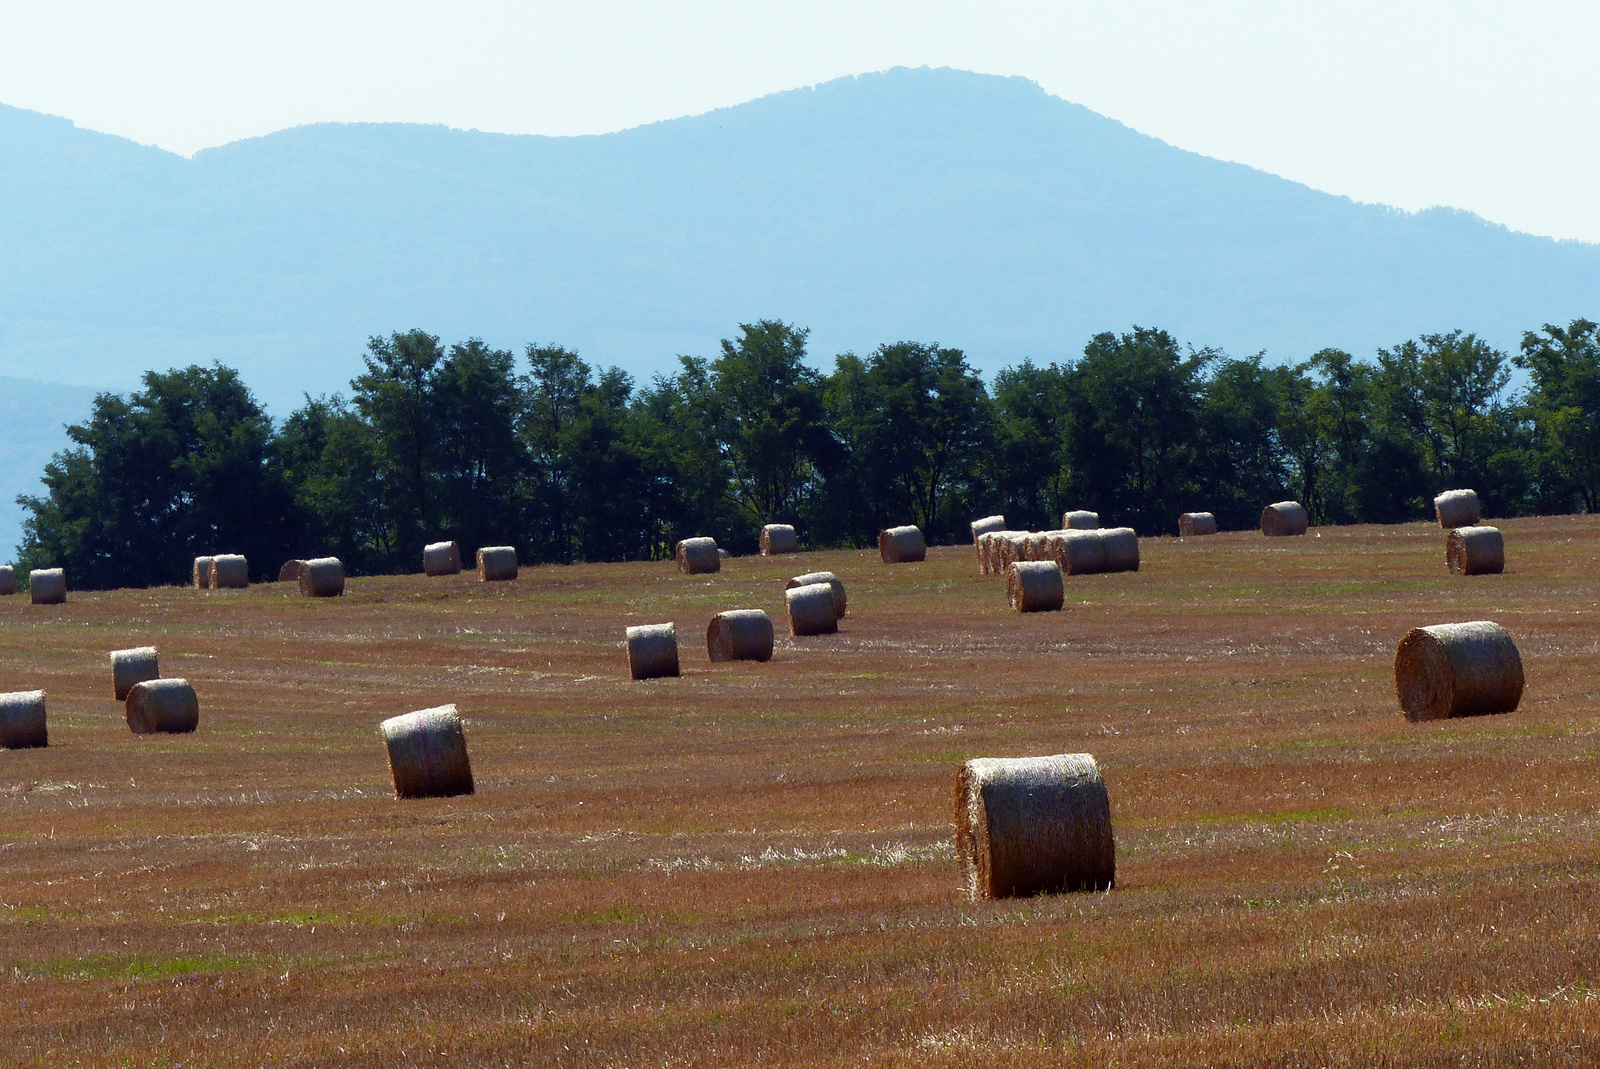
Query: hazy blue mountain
[{"left": 0, "top": 378, "right": 100, "bottom": 558}]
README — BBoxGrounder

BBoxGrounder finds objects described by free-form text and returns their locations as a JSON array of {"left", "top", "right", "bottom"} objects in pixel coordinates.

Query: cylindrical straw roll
[
  {"left": 1057, "top": 530, "right": 1107, "bottom": 575},
  {"left": 677, "top": 537, "right": 721, "bottom": 574},
  {"left": 380, "top": 705, "right": 475, "bottom": 799},
  {"left": 125, "top": 678, "right": 199, "bottom": 735},
  {"left": 193, "top": 556, "right": 214, "bottom": 589},
  {"left": 476, "top": 546, "right": 518, "bottom": 582},
  {"left": 0, "top": 565, "right": 15, "bottom": 596},
  {"left": 298, "top": 557, "right": 345, "bottom": 597},
  {"left": 0, "top": 691, "right": 48, "bottom": 749},
  {"left": 879, "top": 525, "right": 926, "bottom": 563},
  {"left": 954, "top": 753, "right": 1115, "bottom": 900},
  {"left": 787, "top": 571, "right": 846, "bottom": 618},
  {"left": 1434, "top": 489, "right": 1481, "bottom": 529},
  {"left": 1260, "top": 501, "right": 1309, "bottom": 536},
  {"left": 785, "top": 583, "right": 839, "bottom": 636},
  {"left": 278, "top": 559, "right": 306, "bottom": 583},
  {"left": 759, "top": 524, "right": 800, "bottom": 555},
  {"left": 110, "top": 646, "right": 160, "bottom": 701},
  {"left": 1097, "top": 528, "right": 1140, "bottom": 573},
  {"left": 626, "top": 623, "right": 680, "bottom": 680},
  {"left": 1062, "top": 510, "right": 1100, "bottom": 530},
  {"left": 1394, "top": 621, "right": 1523, "bottom": 722},
  {"left": 1007, "top": 561, "right": 1064, "bottom": 612},
  {"left": 706, "top": 609, "right": 775, "bottom": 662},
  {"left": 209, "top": 554, "right": 249, "bottom": 589},
  {"left": 1447, "top": 526, "right": 1504, "bottom": 575},
  {"left": 424, "top": 541, "right": 462, "bottom": 576},
  {"left": 1178, "top": 512, "right": 1217, "bottom": 536},
  {"left": 29, "top": 569, "right": 65, "bottom": 605},
  {"left": 970, "top": 514, "right": 1007, "bottom": 543}
]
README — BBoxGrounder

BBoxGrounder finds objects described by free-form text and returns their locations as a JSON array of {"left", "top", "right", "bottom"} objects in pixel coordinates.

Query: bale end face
[
  {"left": 1447, "top": 526, "right": 1504, "bottom": 575},
  {"left": 677, "top": 537, "right": 721, "bottom": 574},
  {"left": 759, "top": 524, "right": 800, "bottom": 555},
  {"left": 380, "top": 705, "right": 474, "bottom": 799},
  {"left": 785, "top": 582, "right": 839, "bottom": 636},
  {"left": 879, "top": 525, "right": 927, "bottom": 564},
  {"left": 706, "top": 610, "right": 775, "bottom": 662},
  {"left": 278, "top": 559, "right": 306, "bottom": 583},
  {"left": 1394, "top": 621, "right": 1523, "bottom": 722},
  {"left": 29, "top": 568, "right": 66, "bottom": 605},
  {"left": 0, "top": 690, "right": 48, "bottom": 749},
  {"left": 192, "top": 556, "right": 214, "bottom": 589},
  {"left": 125, "top": 679, "right": 199, "bottom": 735},
  {"left": 110, "top": 646, "right": 160, "bottom": 701},
  {"left": 626, "top": 623, "right": 681, "bottom": 680},
  {"left": 786, "top": 571, "right": 846, "bottom": 618},
  {"left": 1006, "top": 561, "right": 1064, "bottom": 612}
]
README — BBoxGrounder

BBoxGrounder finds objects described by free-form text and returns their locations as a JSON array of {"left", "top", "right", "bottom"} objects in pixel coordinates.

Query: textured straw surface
[
  {"left": 1394, "top": 621, "right": 1524, "bottom": 722},
  {"left": 0, "top": 690, "right": 48, "bottom": 749},
  {"left": 476, "top": 546, "right": 519, "bottom": 582},
  {"left": 0, "top": 564, "right": 14, "bottom": 596},
  {"left": 109, "top": 646, "right": 159, "bottom": 701},
  {"left": 970, "top": 515, "right": 1007, "bottom": 543},
  {"left": 298, "top": 558, "right": 345, "bottom": 597},
  {"left": 1447, "top": 525, "right": 1505, "bottom": 575},
  {"left": 786, "top": 571, "right": 846, "bottom": 618},
  {"left": 125, "top": 678, "right": 199, "bottom": 735},
  {"left": 1178, "top": 512, "right": 1218, "bottom": 536},
  {"left": 424, "top": 541, "right": 462, "bottom": 576},
  {"left": 1057, "top": 530, "right": 1108, "bottom": 575},
  {"left": 277, "top": 559, "right": 306, "bottom": 583},
  {"left": 954, "top": 753, "right": 1115, "bottom": 900},
  {"left": 625, "top": 623, "right": 680, "bottom": 680},
  {"left": 1007, "top": 561, "right": 1064, "bottom": 612},
  {"left": 1097, "top": 528, "right": 1141, "bottom": 573},
  {"left": 878, "top": 525, "right": 927, "bottom": 563},
  {"left": 676, "top": 537, "right": 721, "bottom": 574},
  {"left": 29, "top": 568, "right": 65, "bottom": 605},
  {"left": 785, "top": 583, "right": 839, "bottom": 636},
  {"left": 1435, "top": 489, "right": 1482, "bottom": 529},
  {"left": 706, "top": 609, "right": 774, "bottom": 663},
  {"left": 1261, "top": 501, "right": 1309, "bottom": 537},
  {"left": 380, "top": 705, "right": 475, "bottom": 799},
  {"left": 1062, "top": 511, "right": 1100, "bottom": 530},
  {"left": 759, "top": 525, "right": 800, "bottom": 555},
  {"left": 192, "top": 556, "right": 214, "bottom": 589},
  {"left": 209, "top": 554, "right": 249, "bottom": 589}
]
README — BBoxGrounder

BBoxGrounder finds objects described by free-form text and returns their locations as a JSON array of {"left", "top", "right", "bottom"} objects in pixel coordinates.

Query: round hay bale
[
  {"left": 29, "top": 568, "right": 65, "bottom": 605},
  {"left": 717, "top": 547, "right": 731, "bottom": 560},
  {"left": 954, "top": 753, "right": 1115, "bottom": 900},
  {"left": 970, "top": 514, "right": 1007, "bottom": 543},
  {"left": 278, "top": 559, "right": 306, "bottom": 583},
  {"left": 1062, "top": 510, "right": 1100, "bottom": 530},
  {"left": 298, "top": 557, "right": 345, "bottom": 597},
  {"left": 676, "top": 537, "right": 721, "bottom": 574},
  {"left": 785, "top": 582, "right": 839, "bottom": 636},
  {"left": 424, "top": 541, "right": 462, "bottom": 576},
  {"left": 209, "top": 554, "right": 249, "bottom": 589},
  {"left": 879, "top": 525, "right": 926, "bottom": 564},
  {"left": 1057, "top": 529, "right": 1108, "bottom": 575},
  {"left": 476, "top": 545, "right": 518, "bottom": 582},
  {"left": 1261, "top": 501, "right": 1309, "bottom": 537},
  {"left": 0, "top": 690, "right": 48, "bottom": 749},
  {"left": 1447, "top": 525, "right": 1504, "bottom": 576},
  {"left": 759, "top": 524, "right": 800, "bottom": 555},
  {"left": 110, "top": 646, "right": 159, "bottom": 701},
  {"left": 192, "top": 556, "right": 214, "bottom": 589},
  {"left": 626, "top": 623, "right": 680, "bottom": 680},
  {"left": 380, "top": 705, "right": 474, "bottom": 799},
  {"left": 1434, "top": 489, "right": 1481, "bottom": 529},
  {"left": 787, "top": 571, "right": 846, "bottom": 618},
  {"left": 706, "top": 609, "right": 774, "bottom": 662},
  {"left": 1007, "top": 561, "right": 1064, "bottom": 612},
  {"left": 125, "top": 678, "right": 199, "bottom": 735},
  {"left": 1178, "top": 512, "right": 1217, "bottom": 537},
  {"left": 1394, "top": 621, "right": 1524, "bottom": 722},
  {"left": 0, "top": 565, "right": 15, "bottom": 596},
  {"left": 1097, "top": 528, "right": 1141, "bottom": 573}
]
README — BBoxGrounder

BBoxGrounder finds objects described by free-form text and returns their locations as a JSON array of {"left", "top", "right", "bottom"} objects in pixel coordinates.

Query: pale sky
[{"left": 2, "top": 1, "right": 1598, "bottom": 244}]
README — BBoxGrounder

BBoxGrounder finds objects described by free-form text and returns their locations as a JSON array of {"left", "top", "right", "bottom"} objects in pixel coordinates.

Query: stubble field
[{"left": 3, "top": 515, "right": 1600, "bottom": 1067}]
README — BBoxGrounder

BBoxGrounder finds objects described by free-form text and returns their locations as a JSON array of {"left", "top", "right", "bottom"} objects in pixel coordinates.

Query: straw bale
[
  {"left": 1097, "top": 528, "right": 1141, "bottom": 573},
  {"left": 424, "top": 541, "right": 462, "bottom": 576},
  {"left": 125, "top": 678, "right": 199, "bottom": 735},
  {"left": 29, "top": 568, "right": 65, "bottom": 605},
  {"left": 1007, "top": 561, "right": 1064, "bottom": 612},
  {"left": 718, "top": 548, "right": 731, "bottom": 560},
  {"left": 110, "top": 646, "right": 159, "bottom": 701},
  {"left": 1447, "top": 525, "right": 1504, "bottom": 576},
  {"left": 1394, "top": 621, "right": 1523, "bottom": 722},
  {"left": 954, "top": 753, "right": 1115, "bottom": 900},
  {"left": 626, "top": 623, "right": 680, "bottom": 680},
  {"left": 209, "top": 554, "right": 248, "bottom": 589},
  {"left": 1056, "top": 530, "right": 1108, "bottom": 575},
  {"left": 759, "top": 524, "right": 800, "bottom": 555},
  {"left": 787, "top": 571, "right": 846, "bottom": 618},
  {"left": 193, "top": 556, "right": 214, "bottom": 589},
  {"left": 786, "top": 582, "right": 839, "bottom": 636},
  {"left": 380, "top": 705, "right": 474, "bottom": 799},
  {"left": 278, "top": 559, "right": 306, "bottom": 583},
  {"left": 298, "top": 557, "right": 345, "bottom": 597},
  {"left": 970, "top": 515, "right": 1007, "bottom": 543},
  {"left": 0, "top": 691, "right": 48, "bottom": 749},
  {"left": 476, "top": 545, "right": 518, "bottom": 582},
  {"left": 1178, "top": 512, "right": 1217, "bottom": 537},
  {"left": 1261, "top": 501, "right": 1309, "bottom": 537},
  {"left": 1062, "top": 510, "right": 1100, "bottom": 530},
  {"left": 0, "top": 565, "right": 13, "bottom": 596},
  {"left": 1434, "top": 489, "right": 1481, "bottom": 529},
  {"left": 879, "top": 525, "right": 926, "bottom": 563},
  {"left": 677, "top": 537, "right": 721, "bottom": 574},
  {"left": 706, "top": 609, "right": 774, "bottom": 662}
]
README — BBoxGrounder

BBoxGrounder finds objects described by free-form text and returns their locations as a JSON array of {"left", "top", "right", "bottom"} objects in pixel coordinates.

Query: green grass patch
[{"left": 15, "top": 952, "right": 256, "bottom": 981}]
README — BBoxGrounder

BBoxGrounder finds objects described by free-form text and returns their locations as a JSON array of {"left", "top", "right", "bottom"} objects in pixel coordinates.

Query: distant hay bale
[
  {"left": 424, "top": 541, "right": 462, "bottom": 576},
  {"left": 209, "top": 554, "right": 249, "bottom": 589},
  {"left": 954, "top": 753, "right": 1115, "bottom": 900},
  {"left": 759, "top": 524, "right": 800, "bottom": 555},
  {"left": 1447, "top": 526, "right": 1504, "bottom": 576},
  {"left": 718, "top": 547, "right": 731, "bottom": 560},
  {"left": 125, "top": 678, "right": 199, "bottom": 735},
  {"left": 879, "top": 525, "right": 926, "bottom": 563},
  {"left": 1394, "top": 621, "right": 1523, "bottom": 722},
  {"left": 0, "top": 565, "right": 15, "bottom": 596},
  {"left": 706, "top": 609, "right": 774, "bottom": 662},
  {"left": 1056, "top": 529, "right": 1108, "bottom": 575},
  {"left": 677, "top": 537, "right": 721, "bottom": 574},
  {"left": 0, "top": 690, "right": 48, "bottom": 749},
  {"left": 626, "top": 623, "right": 680, "bottom": 680},
  {"left": 193, "top": 556, "right": 214, "bottom": 589},
  {"left": 1434, "top": 489, "right": 1482, "bottom": 529},
  {"left": 380, "top": 705, "right": 474, "bottom": 799},
  {"left": 1178, "top": 512, "right": 1218, "bottom": 537},
  {"left": 29, "top": 568, "right": 65, "bottom": 605},
  {"left": 1261, "top": 501, "right": 1309, "bottom": 537},
  {"left": 1007, "top": 561, "right": 1064, "bottom": 612},
  {"left": 476, "top": 546, "right": 519, "bottom": 582},
  {"left": 110, "top": 646, "right": 160, "bottom": 701},
  {"left": 970, "top": 515, "right": 1007, "bottom": 543},
  {"left": 1097, "top": 528, "right": 1141, "bottom": 573},
  {"left": 786, "top": 582, "right": 839, "bottom": 636},
  {"left": 1062, "top": 510, "right": 1100, "bottom": 530},
  {"left": 788, "top": 571, "right": 846, "bottom": 618},
  {"left": 298, "top": 557, "right": 345, "bottom": 597},
  {"left": 278, "top": 559, "right": 306, "bottom": 583}
]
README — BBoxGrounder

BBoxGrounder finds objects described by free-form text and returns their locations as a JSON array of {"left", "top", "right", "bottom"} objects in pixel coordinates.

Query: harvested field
[{"left": 3, "top": 514, "right": 1600, "bottom": 1066}]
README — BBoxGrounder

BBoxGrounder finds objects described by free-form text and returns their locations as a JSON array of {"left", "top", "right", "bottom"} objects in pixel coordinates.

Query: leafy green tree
[
  {"left": 350, "top": 329, "right": 444, "bottom": 564},
  {"left": 273, "top": 394, "right": 388, "bottom": 571},
  {"left": 1518, "top": 319, "right": 1600, "bottom": 512},
  {"left": 989, "top": 360, "right": 1071, "bottom": 530},
  {"left": 432, "top": 339, "right": 522, "bottom": 556}
]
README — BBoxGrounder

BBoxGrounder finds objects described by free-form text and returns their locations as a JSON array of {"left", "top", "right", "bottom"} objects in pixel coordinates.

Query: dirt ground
[{"left": 3, "top": 515, "right": 1599, "bottom": 1067}]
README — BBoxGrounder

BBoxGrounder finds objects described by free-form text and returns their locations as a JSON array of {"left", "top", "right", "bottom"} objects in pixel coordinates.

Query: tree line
[{"left": 16, "top": 318, "right": 1599, "bottom": 589}]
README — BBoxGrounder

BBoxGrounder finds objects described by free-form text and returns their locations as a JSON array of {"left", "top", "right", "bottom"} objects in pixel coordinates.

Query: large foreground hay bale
[
  {"left": 706, "top": 609, "right": 774, "bottom": 662},
  {"left": 1447, "top": 526, "right": 1504, "bottom": 575},
  {"left": 787, "top": 571, "right": 846, "bottom": 618},
  {"left": 759, "top": 524, "right": 800, "bottom": 555},
  {"left": 278, "top": 559, "right": 306, "bottom": 583},
  {"left": 1261, "top": 501, "right": 1309, "bottom": 537},
  {"left": 0, "top": 691, "right": 48, "bottom": 749},
  {"left": 424, "top": 541, "right": 462, "bottom": 576},
  {"left": 1178, "top": 512, "right": 1217, "bottom": 536},
  {"left": 298, "top": 557, "right": 345, "bottom": 597},
  {"left": 879, "top": 525, "right": 926, "bottom": 563},
  {"left": 476, "top": 546, "right": 519, "bottom": 582},
  {"left": 1435, "top": 489, "right": 1481, "bottom": 529},
  {"left": 29, "top": 568, "right": 65, "bottom": 605},
  {"left": 1007, "top": 561, "right": 1064, "bottom": 612},
  {"left": 1394, "top": 621, "right": 1523, "bottom": 722},
  {"left": 954, "top": 753, "right": 1115, "bottom": 900},
  {"left": 0, "top": 565, "right": 14, "bottom": 596},
  {"left": 192, "top": 556, "right": 214, "bottom": 589},
  {"left": 1098, "top": 528, "right": 1141, "bottom": 573},
  {"left": 380, "top": 705, "right": 474, "bottom": 799},
  {"left": 785, "top": 582, "right": 839, "bottom": 636},
  {"left": 125, "top": 679, "right": 199, "bottom": 735},
  {"left": 677, "top": 537, "right": 721, "bottom": 574},
  {"left": 970, "top": 514, "right": 1007, "bottom": 543},
  {"left": 110, "top": 646, "right": 159, "bottom": 701},
  {"left": 209, "top": 554, "right": 249, "bottom": 589},
  {"left": 1062, "top": 510, "right": 1100, "bottom": 530},
  {"left": 626, "top": 623, "right": 680, "bottom": 680},
  {"left": 1056, "top": 529, "right": 1108, "bottom": 575}
]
